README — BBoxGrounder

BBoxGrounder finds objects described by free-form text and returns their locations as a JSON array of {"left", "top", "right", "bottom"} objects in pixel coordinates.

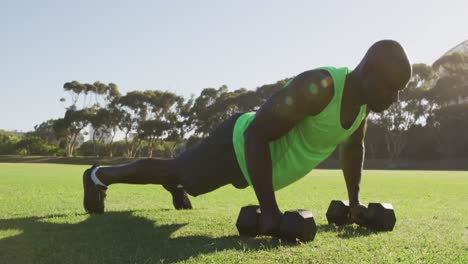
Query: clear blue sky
[{"left": 1, "top": 0, "right": 467, "bottom": 131}]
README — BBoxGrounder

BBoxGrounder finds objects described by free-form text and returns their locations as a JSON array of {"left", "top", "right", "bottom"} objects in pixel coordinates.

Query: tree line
[{"left": 1, "top": 52, "right": 467, "bottom": 161}]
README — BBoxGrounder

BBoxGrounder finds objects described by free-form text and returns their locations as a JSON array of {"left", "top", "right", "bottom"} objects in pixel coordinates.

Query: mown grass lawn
[{"left": 0, "top": 163, "right": 467, "bottom": 263}]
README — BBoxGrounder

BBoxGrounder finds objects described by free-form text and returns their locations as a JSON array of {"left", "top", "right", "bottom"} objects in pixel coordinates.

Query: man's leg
[
  {"left": 83, "top": 158, "right": 192, "bottom": 214},
  {"left": 162, "top": 184, "right": 193, "bottom": 210},
  {"left": 83, "top": 112, "right": 248, "bottom": 214},
  {"left": 96, "top": 158, "right": 178, "bottom": 186}
]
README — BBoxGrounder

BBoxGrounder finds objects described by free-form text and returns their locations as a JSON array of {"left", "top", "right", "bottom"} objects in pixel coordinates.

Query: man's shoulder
[
  {"left": 295, "top": 68, "right": 333, "bottom": 81},
  {"left": 284, "top": 68, "right": 336, "bottom": 116},
  {"left": 304, "top": 68, "right": 335, "bottom": 93},
  {"left": 293, "top": 66, "right": 348, "bottom": 93}
]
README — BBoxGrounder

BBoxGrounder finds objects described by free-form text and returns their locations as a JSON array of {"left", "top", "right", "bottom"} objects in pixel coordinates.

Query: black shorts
[{"left": 174, "top": 113, "right": 249, "bottom": 196}]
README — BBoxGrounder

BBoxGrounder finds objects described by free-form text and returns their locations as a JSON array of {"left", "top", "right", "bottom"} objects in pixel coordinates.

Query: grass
[
  {"left": 0, "top": 163, "right": 467, "bottom": 263},
  {"left": 0, "top": 155, "right": 137, "bottom": 165}
]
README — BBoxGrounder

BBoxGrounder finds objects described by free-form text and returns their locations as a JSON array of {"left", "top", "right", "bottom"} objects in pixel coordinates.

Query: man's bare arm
[
  {"left": 244, "top": 69, "right": 334, "bottom": 235},
  {"left": 340, "top": 117, "right": 368, "bottom": 207}
]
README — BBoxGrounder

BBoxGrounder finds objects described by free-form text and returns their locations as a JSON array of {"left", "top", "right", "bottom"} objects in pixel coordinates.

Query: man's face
[{"left": 361, "top": 67, "right": 404, "bottom": 113}]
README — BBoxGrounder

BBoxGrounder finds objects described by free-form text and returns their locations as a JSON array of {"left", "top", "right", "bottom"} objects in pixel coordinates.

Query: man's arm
[
  {"left": 339, "top": 116, "right": 368, "bottom": 224},
  {"left": 244, "top": 69, "right": 334, "bottom": 235}
]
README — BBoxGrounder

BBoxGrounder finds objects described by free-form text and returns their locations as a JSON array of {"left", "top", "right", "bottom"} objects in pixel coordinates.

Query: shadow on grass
[
  {"left": 0, "top": 211, "right": 289, "bottom": 263},
  {"left": 317, "top": 223, "right": 376, "bottom": 239}
]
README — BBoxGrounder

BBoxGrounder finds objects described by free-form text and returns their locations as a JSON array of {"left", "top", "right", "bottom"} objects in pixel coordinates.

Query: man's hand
[
  {"left": 349, "top": 203, "right": 369, "bottom": 226},
  {"left": 258, "top": 209, "right": 283, "bottom": 237}
]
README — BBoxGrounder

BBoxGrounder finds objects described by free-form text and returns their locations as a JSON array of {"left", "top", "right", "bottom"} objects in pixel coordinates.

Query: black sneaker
[
  {"left": 163, "top": 185, "right": 193, "bottom": 210},
  {"left": 83, "top": 164, "right": 107, "bottom": 214}
]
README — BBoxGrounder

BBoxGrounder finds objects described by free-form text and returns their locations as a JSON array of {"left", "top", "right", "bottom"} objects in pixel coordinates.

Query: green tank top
[{"left": 232, "top": 66, "right": 367, "bottom": 190}]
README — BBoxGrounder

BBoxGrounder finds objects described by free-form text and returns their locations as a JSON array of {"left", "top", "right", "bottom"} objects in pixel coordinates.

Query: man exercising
[{"left": 83, "top": 40, "right": 411, "bottom": 236}]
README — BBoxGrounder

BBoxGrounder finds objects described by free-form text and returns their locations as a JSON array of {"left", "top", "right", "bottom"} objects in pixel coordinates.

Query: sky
[{"left": 1, "top": 0, "right": 467, "bottom": 132}]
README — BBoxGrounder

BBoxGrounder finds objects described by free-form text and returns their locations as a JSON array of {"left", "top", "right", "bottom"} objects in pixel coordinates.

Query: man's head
[{"left": 356, "top": 40, "right": 412, "bottom": 112}]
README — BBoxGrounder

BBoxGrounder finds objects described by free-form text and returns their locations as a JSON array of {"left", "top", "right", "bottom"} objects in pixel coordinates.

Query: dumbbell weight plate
[
  {"left": 326, "top": 200, "right": 350, "bottom": 226},
  {"left": 236, "top": 205, "right": 261, "bottom": 237},
  {"left": 280, "top": 210, "right": 317, "bottom": 242},
  {"left": 367, "top": 203, "right": 396, "bottom": 231}
]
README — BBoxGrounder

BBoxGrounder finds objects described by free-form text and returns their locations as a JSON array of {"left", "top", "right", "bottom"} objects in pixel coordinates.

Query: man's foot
[
  {"left": 83, "top": 164, "right": 108, "bottom": 214},
  {"left": 163, "top": 185, "right": 193, "bottom": 210}
]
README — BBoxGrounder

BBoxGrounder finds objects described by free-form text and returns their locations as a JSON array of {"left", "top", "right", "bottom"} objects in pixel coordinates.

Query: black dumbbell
[
  {"left": 236, "top": 205, "right": 317, "bottom": 242},
  {"left": 367, "top": 203, "right": 396, "bottom": 231},
  {"left": 280, "top": 209, "right": 317, "bottom": 242},
  {"left": 236, "top": 205, "right": 261, "bottom": 237},
  {"left": 326, "top": 200, "right": 396, "bottom": 231},
  {"left": 326, "top": 200, "right": 351, "bottom": 226}
]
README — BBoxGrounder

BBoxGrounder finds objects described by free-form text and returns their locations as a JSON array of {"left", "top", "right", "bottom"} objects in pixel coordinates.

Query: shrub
[{"left": 15, "top": 136, "right": 51, "bottom": 155}]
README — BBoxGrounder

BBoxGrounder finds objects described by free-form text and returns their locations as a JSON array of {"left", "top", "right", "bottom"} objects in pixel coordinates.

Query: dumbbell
[
  {"left": 326, "top": 200, "right": 396, "bottom": 231},
  {"left": 235, "top": 205, "right": 317, "bottom": 242},
  {"left": 236, "top": 205, "right": 261, "bottom": 237}
]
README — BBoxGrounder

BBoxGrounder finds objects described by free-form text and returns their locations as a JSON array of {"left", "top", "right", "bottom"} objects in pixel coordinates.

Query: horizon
[{"left": 1, "top": 0, "right": 468, "bottom": 132}]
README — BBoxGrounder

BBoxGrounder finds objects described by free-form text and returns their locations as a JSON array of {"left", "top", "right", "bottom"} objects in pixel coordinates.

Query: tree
[
  {"left": 60, "top": 80, "right": 122, "bottom": 157},
  {"left": 433, "top": 52, "right": 468, "bottom": 77},
  {"left": 139, "top": 119, "right": 170, "bottom": 157},
  {"left": 429, "top": 104, "right": 468, "bottom": 158},
  {"left": 0, "top": 130, "right": 20, "bottom": 155},
  {"left": 26, "top": 119, "right": 61, "bottom": 146},
  {"left": 190, "top": 85, "right": 262, "bottom": 137},
  {"left": 136, "top": 90, "right": 182, "bottom": 157},
  {"left": 405, "top": 63, "right": 437, "bottom": 124},
  {"left": 364, "top": 121, "right": 387, "bottom": 159},
  {"left": 84, "top": 82, "right": 122, "bottom": 156},
  {"left": 89, "top": 107, "right": 112, "bottom": 156},
  {"left": 430, "top": 52, "right": 468, "bottom": 106},
  {"left": 98, "top": 82, "right": 122, "bottom": 157},
  {"left": 101, "top": 106, "right": 124, "bottom": 157},
  {"left": 53, "top": 108, "right": 94, "bottom": 157},
  {"left": 368, "top": 63, "right": 438, "bottom": 160},
  {"left": 369, "top": 104, "right": 409, "bottom": 161},
  {"left": 117, "top": 91, "right": 150, "bottom": 157},
  {"left": 190, "top": 86, "right": 228, "bottom": 137},
  {"left": 425, "top": 52, "right": 468, "bottom": 158},
  {"left": 171, "top": 96, "right": 194, "bottom": 140}
]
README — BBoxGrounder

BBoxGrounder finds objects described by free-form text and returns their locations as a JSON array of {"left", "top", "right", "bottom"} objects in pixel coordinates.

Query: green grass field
[{"left": 0, "top": 163, "right": 467, "bottom": 263}]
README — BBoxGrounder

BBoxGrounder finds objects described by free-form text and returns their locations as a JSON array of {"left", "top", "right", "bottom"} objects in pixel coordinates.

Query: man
[{"left": 83, "top": 39, "right": 411, "bottom": 237}]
